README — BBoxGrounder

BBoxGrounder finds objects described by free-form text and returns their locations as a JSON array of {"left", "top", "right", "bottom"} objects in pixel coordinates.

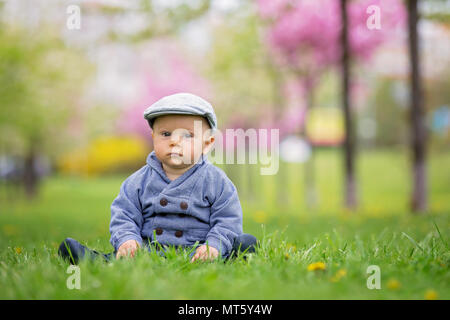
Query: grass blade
[
  {"left": 401, "top": 232, "right": 424, "bottom": 252},
  {"left": 432, "top": 220, "right": 448, "bottom": 250}
]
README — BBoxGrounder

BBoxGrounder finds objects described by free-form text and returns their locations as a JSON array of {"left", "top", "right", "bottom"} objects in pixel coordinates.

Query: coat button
[
  {"left": 180, "top": 201, "right": 188, "bottom": 210},
  {"left": 160, "top": 198, "right": 168, "bottom": 206},
  {"left": 175, "top": 230, "right": 183, "bottom": 238},
  {"left": 155, "top": 227, "right": 163, "bottom": 235}
]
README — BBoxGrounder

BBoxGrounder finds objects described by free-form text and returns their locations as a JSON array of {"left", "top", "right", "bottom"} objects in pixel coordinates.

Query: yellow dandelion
[
  {"left": 14, "top": 247, "right": 22, "bottom": 254},
  {"left": 307, "top": 262, "right": 326, "bottom": 272},
  {"left": 336, "top": 269, "right": 347, "bottom": 277},
  {"left": 287, "top": 243, "right": 297, "bottom": 251},
  {"left": 3, "top": 225, "right": 18, "bottom": 236},
  {"left": 387, "top": 279, "right": 401, "bottom": 290},
  {"left": 253, "top": 210, "right": 268, "bottom": 224},
  {"left": 330, "top": 269, "right": 347, "bottom": 282},
  {"left": 285, "top": 253, "right": 290, "bottom": 260},
  {"left": 424, "top": 289, "right": 438, "bottom": 300}
]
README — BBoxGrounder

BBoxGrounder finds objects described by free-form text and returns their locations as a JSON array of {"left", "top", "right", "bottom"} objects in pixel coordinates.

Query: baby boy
[{"left": 59, "top": 93, "right": 257, "bottom": 264}]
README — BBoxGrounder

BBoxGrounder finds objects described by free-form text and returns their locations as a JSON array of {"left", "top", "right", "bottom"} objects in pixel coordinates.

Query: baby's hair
[{"left": 147, "top": 118, "right": 156, "bottom": 129}]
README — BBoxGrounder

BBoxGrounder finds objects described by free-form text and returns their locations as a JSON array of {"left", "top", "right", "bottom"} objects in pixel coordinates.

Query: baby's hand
[
  {"left": 116, "top": 240, "right": 140, "bottom": 259},
  {"left": 190, "top": 244, "right": 219, "bottom": 263}
]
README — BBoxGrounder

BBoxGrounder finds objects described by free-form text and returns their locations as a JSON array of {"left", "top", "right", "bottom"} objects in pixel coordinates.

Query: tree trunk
[
  {"left": 303, "top": 84, "right": 318, "bottom": 209},
  {"left": 340, "top": 0, "right": 357, "bottom": 209},
  {"left": 408, "top": 0, "right": 427, "bottom": 213},
  {"left": 265, "top": 56, "right": 289, "bottom": 207},
  {"left": 23, "top": 147, "right": 39, "bottom": 199}
]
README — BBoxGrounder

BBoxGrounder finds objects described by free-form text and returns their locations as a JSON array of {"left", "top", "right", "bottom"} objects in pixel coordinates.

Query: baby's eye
[
  {"left": 184, "top": 133, "right": 193, "bottom": 138},
  {"left": 161, "top": 131, "right": 171, "bottom": 137}
]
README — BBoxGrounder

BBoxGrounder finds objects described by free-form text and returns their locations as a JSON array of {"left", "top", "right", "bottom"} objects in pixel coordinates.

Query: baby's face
[{"left": 151, "top": 114, "right": 214, "bottom": 171}]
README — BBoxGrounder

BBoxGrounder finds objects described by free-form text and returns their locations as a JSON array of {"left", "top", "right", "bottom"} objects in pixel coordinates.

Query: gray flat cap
[{"left": 143, "top": 93, "right": 217, "bottom": 132}]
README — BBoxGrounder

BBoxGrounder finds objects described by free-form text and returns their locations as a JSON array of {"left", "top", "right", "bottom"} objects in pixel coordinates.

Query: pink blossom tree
[
  {"left": 258, "top": 0, "right": 405, "bottom": 73},
  {"left": 257, "top": 0, "right": 406, "bottom": 208}
]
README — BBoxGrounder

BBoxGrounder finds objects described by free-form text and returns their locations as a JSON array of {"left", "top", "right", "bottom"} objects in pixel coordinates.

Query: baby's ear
[{"left": 202, "top": 135, "right": 215, "bottom": 154}]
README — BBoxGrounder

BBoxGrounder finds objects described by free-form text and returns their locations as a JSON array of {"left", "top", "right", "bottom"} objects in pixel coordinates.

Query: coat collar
[{"left": 146, "top": 150, "right": 207, "bottom": 185}]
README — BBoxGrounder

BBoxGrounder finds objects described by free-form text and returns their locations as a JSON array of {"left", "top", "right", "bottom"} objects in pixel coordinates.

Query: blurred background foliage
[
  {"left": 0, "top": 24, "right": 93, "bottom": 158},
  {"left": 0, "top": 0, "right": 448, "bottom": 213},
  {"left": 57, "top": 135, "right": 148, "bottom": 177}
]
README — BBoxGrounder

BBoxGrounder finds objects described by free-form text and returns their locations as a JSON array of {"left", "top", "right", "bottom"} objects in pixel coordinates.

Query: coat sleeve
[
  {"left": 205, "top": 172, "right": 243, "bottom": 258},
  {"left": 109, "top": 172, "right": 144, "bottom": 252}
]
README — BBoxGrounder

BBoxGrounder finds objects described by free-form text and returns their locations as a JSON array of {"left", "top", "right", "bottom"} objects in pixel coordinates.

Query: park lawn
[{"left": 0, "top": 149, "right": 449, "bottom": 299}]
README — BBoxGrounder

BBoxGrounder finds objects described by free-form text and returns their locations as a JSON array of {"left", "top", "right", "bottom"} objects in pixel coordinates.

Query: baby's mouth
[{"left": 168, "top": 152, "right": 183, "bottom": 157}]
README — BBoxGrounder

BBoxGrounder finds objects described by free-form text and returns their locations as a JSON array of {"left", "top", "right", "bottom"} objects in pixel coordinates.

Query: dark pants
[{"left": 58, "top": 234, "right": 258, "bottom": 265}]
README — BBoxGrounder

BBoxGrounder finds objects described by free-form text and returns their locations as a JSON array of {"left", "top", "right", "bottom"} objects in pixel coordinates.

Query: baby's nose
[{"left": 170, "top": 134, "right": 181, "bottom": 146}]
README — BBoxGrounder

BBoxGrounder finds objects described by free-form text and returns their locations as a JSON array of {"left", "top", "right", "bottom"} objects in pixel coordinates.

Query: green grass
[{"left": 0, "top": 149, "right": 449, "bottom": 299}]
